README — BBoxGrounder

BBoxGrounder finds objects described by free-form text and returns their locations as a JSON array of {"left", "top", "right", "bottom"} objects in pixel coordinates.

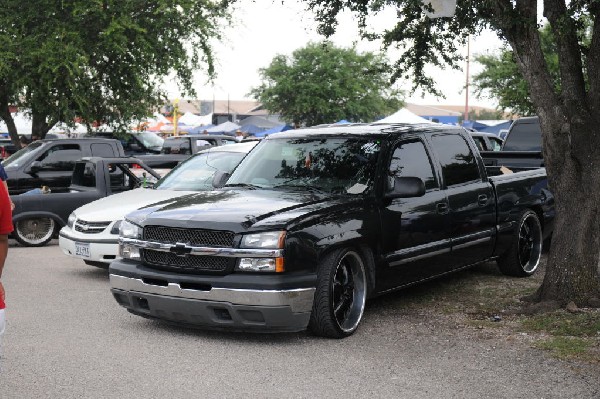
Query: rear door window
[
  {"left": 430, "top": 134, "right": 481, "bottom": 187},
  {"left": 503, "top": 120, "right": 542, "bottom": 151},
  {"left": 37, "top": 144, "right": 83, "bottom": 171},
  {"left": 91, "top": 143, "right": 117, "bottom": 157}
]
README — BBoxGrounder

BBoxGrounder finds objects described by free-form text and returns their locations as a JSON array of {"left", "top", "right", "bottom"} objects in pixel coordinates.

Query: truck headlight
[
  {"left": 67, "top": 213, "right": 76, "bottom": 229},
  {"left": 238, "top": 231, "right": 285, "bottom": 272},
  {"left": 119, "top": 220, "right": 140, "bottom": 239},
  {"left": 118, "top": 220, "right": 141, "bottom": 260},
  {"left": 237, "top": 257, "right": 284, "bottom": 272},
  {"left": 240, "top": 231, "right": 285, "bottom": 249}
]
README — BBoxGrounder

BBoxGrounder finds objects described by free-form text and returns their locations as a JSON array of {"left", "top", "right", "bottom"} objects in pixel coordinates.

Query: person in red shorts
[{"left": 0, "top": 177, "right": 13, "bottom": 362}]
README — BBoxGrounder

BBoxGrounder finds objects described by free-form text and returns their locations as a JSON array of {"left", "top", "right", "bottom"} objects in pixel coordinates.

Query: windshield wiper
[
  {"left": 223, "top": 183, "right": 261, "bottom": 190},
  {"left": 273, "top": 184, "right": 327, "bottom": 194}
]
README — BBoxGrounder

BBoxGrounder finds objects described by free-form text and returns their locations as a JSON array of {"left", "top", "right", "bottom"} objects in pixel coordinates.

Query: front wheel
[
  {"left": 497, "top": 210, "right": 542, "bottom": 277},
  {"left": 309, "top": 248, "right": 368, "bottom": 338},
  {"left": 14, "top": 217, "right": 56, "bottom": 247}
]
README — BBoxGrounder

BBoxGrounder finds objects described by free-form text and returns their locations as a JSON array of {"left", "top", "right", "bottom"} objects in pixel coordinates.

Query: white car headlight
[
  {"left": 119, "top": 220, "right": 141, "bottom": 239},
  {"left": 240, "top": 231, "right": 286, "bottom": 249},
  {"left": 67, "top": 213, "right": 76, "bottom": 229}
]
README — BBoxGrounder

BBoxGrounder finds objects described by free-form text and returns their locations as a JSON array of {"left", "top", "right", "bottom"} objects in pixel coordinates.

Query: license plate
[{"left": 75, "top": 242, "right": 91, "bottom": 258}]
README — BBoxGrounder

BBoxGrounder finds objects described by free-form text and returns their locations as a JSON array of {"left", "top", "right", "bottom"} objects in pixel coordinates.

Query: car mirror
[
  {"left": 26, "top": 161, "right": 43, "bottom": 174},
  {"left": 212, "top": 171, "right": 230, "bottom": 188},
  {"left": 385, "top": 176, "right": 426, "bottom": 199}
]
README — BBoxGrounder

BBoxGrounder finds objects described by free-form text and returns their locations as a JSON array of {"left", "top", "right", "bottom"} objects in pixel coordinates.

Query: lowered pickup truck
[
  {"left": 109, "top": 123, "right": 554, "bottom": 338},
  {"left": 12, "top": 157, "right": 159, "bottom": 247}
]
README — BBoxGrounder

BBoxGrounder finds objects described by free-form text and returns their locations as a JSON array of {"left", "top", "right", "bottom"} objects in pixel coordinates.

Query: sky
[{"left": 163, "top": 1, "right": 507, "bottom": 109}]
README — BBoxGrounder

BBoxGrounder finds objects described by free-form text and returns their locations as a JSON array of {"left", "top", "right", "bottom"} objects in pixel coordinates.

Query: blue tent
[
  {"left": 186, "top": 124, "right": 215, "bottom": 134},
  {"left": 240, "top": 124, "right": 265, "bottom": 135},
  {"left": 335, "top": 119, "right": 351, "bottom": 124},
  {"left": 254, "top": 124, "right": 293, "bottom": 137}
]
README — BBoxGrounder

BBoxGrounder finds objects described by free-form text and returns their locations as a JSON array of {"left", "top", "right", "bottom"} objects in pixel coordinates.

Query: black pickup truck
[
  {"left": 11, "top": 157, "right": 159, "bottom": 247},
  {"left": 109, "top": 124, "right": 554, "bottom": 338},
  {"left": 480, "top": 116, "right": 544, "bottom": 168},
  {"left": 2, "top": 138, "right": 126, "bottom": 195}
]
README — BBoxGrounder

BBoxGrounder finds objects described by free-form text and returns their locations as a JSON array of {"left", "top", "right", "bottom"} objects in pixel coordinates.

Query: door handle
[
  {"left": 478, "top": 194, "right": 488, "bottom": 207},
  {"left": 436, "top": 202, "right": 449, "bottom": 215}
]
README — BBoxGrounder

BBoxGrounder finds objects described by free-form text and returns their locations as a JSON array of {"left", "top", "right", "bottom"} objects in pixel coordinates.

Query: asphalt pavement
[{"left": 0, "top": 241, "right": 598, "bottom": 398}]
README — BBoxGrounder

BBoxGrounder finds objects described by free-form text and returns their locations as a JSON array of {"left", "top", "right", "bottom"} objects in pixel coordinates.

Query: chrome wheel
[
  {"left": 331, "top": 251, "right": 367, "bottom": 333},
  {"left": 517, "top": 213, "right": 542, "bottom": 273},
  {"left": 14, "top": 218, "right": 56, "bottom": 247}
]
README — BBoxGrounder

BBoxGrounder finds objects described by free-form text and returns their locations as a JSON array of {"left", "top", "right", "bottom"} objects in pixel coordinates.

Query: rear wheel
[
  {"left": 309, "top": 248, "right": 367, "bottom": 338},
  {"left": 14, "top": 217, "right": 56, "bottom": 247},
  {"left": 497, "top": 210, "right": 542, "bottom": 277}
]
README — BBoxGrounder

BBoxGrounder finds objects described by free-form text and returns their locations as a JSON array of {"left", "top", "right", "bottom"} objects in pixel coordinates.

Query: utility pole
[{"left": 464, "top": 35, "right": 470, "bottom": 123}]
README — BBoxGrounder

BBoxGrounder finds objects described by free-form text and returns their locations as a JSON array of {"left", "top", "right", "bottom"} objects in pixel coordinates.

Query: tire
[
  {"left": 497, "top": 210, "right": 542, "bottom": 277},
  {"left": 14, "top": 217, "right": 56, "bottom": 247},
  {"left": 309, "top": 248, "right": 368, "bottom": 338}
]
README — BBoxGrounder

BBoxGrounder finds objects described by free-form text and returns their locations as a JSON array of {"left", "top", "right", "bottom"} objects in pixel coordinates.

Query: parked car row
[{"left": 9, "top": 119, "right": 553, "bottom": 340}]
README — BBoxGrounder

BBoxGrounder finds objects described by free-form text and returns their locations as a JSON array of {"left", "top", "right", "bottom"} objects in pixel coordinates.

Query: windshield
[
  {"left": 154, "top": 151, "right": 246, "bottom": 191},
  {"left": 226, "top": 137, "right": 381, "bottom": 195},
  {"left": 2, "top": 141, "right": 44, "bottom": 168},
  {"left": 135, "top": 132, "right": 164, "bottom": 149}
]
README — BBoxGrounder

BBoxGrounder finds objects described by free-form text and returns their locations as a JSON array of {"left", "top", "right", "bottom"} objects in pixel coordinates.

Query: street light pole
[
  {"left": 464, "top": 35, "right": 470, "bottom": 123},
  {"left": 173, "top": 98, "right": 180, "bottom": 136}
]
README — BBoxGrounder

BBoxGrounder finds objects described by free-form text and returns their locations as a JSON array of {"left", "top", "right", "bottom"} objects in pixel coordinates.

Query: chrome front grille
[
  {"left": 74, "top": 220, "right": 111, "bottom": 234},
  {"left": 143, "top": 226, "right": 235, "bottom": 247},
  {"left": 142, "top": 249, "right": 233, "bottom": 274},
  {"left": 141, "top": 226, "right": 236, "bottom": 273}
]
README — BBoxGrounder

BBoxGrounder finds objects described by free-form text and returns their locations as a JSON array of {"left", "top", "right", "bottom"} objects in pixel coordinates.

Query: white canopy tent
[
  {"left": 178, "top": 112, "right": 212, "bottom": 126},
  {"left": 377, "top": 108, "right": 437, "bottom": 124}
]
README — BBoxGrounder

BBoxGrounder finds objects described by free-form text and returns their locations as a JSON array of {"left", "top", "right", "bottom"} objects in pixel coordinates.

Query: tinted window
[
  {"left": 37, "top": 144, "right": 82, "bottom": 171},
  {"left": 389, "top": 140, "right": 437, "bottom": 190},
  {"left": 489, "top": 137, "right": 503, "bottom": 151},
  {"left": 471, "top": 136, "right": 486, "bottom": 151},
  {"left": 72, "top": 162, "right": 96, "bottom": 187},
  {"left": 227, "top": 138, "right": 381, "bottom": 195},
  {"left": 91, "top": 143, "right": 116, "bottom": 157},
  {"left": 503, "top": 120, "right": 542, "bottom": 151},
  {"left": 430, "top": 134, "right": 480, "bottom": 187}
]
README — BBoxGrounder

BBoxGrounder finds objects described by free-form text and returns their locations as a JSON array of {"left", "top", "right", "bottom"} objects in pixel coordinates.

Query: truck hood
[
  {"left": 126, "top": 189, "right": 353, "bottom": 233},
  {"left": 72, "top": 188, "right": 198, "bottom": 222}
]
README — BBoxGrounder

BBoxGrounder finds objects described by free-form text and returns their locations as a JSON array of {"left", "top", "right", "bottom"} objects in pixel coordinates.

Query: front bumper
[
  {"left": 59, "top": 228, "right": 119, "bottom": 264},
  {"left": 109, "top": 260, "right": 316, "bottom": 332}
]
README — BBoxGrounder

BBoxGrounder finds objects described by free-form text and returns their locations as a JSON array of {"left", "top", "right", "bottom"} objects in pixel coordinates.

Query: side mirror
[
  {"left": 26, "top": 161, "right": 43, "bottom": 174},
  {"left": 129, "top": 143, "right": 142, "bottom": 152},
  {"left": 385, "top": 176, "right": 426, "bottom": 199},
  {"left": 212, "top": 171, "right": 230, "bottom": 188}
]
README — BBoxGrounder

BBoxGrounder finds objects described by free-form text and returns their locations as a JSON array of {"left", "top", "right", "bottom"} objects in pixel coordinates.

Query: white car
[{"left": 59, "top": 141, "right": 257, "bottom": 267}]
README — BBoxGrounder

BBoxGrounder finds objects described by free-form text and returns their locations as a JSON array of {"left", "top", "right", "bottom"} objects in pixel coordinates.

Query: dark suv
[{"left": 85, "top": 131, "right": 164, "bottom": 155}]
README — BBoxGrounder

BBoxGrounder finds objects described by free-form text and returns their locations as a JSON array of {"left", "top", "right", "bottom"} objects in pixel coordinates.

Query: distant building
[{"left": 161, "top": 99, "right": 276, "bottom": 125}]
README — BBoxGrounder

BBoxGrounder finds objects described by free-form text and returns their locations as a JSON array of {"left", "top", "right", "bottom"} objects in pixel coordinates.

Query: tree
[
  {"left": 472, "top": 24, "right": 559, "bottom": 116},
  {"left": 250, "top": 42, "right": 403, "bottom": 126},
  {"left": 0, "top": 0, "right": 231, "bottom": 144},
  {"left": 305, "top": 0, "right": 600, "bottom": 308}
]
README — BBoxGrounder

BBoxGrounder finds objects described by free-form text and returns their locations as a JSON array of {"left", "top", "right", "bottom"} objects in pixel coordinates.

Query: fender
[{"left": 12, "top": 210, "right": 66, "bottom": 227}]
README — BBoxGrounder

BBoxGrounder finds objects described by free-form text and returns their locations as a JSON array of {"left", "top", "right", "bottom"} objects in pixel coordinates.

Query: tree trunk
[
  {"left": 533, "top": 118, "right": 600, "bottom": 306},
  {"left": 31, "top": 110, "right": 51, "bottom": 139},
  {"left": 497, "top": 0, "right": 600, "bottom": 306},
  {"left": 0, "top": 85, "right": 21, "bottom": 147}
]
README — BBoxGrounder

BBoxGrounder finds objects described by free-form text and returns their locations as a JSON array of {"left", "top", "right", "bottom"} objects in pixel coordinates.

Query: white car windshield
[{"left": 154, "top": 151, "right": 246, "bottom": 191}]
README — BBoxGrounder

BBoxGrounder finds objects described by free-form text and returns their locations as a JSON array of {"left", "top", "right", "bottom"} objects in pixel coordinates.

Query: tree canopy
[
  {"left": 304, "top": 0, "right": 600, "bottom": 308},
  {"left": 472, "top": 24, "right": 559, "bottom": 116},
  {"left": 0, "top": 0, "right": 231, "bottom": 142},
  {"left": 250, "top": 42, "right": 403, "bottom": 126}
]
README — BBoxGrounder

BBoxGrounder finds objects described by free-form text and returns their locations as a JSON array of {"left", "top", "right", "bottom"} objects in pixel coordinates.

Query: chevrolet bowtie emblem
[{"left": 170, "top": 243, "right": 192, "bottom": 257}]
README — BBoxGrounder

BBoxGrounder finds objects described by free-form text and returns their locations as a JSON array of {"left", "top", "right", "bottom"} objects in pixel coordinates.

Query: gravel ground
[{"left": 0, "top": 241, "right": 598, "bottom": 398}]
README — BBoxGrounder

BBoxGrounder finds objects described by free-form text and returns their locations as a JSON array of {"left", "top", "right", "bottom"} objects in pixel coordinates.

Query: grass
[{"left": 388, "top": 258, "right": 600, "bottom": 363}]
